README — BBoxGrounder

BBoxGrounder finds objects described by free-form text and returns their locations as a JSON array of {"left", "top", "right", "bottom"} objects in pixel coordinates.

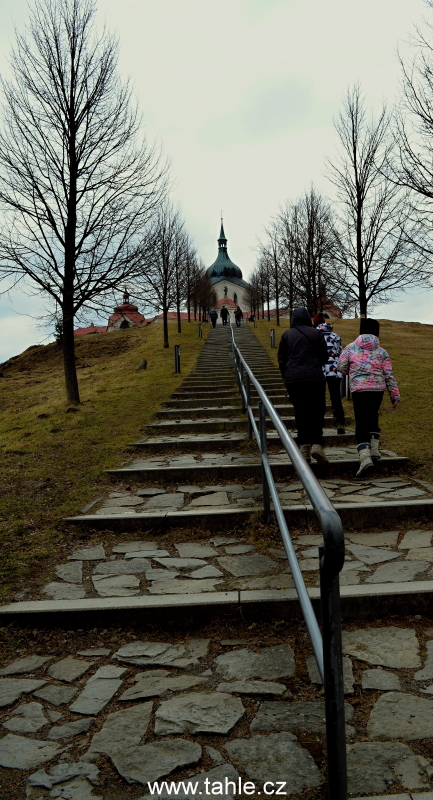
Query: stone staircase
[{"left": 2, "top": 322, "right": 433, "bottom": 800}]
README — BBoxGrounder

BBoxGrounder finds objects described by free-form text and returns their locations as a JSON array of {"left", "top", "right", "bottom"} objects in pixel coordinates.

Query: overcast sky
[{"left": 0, "top": 0, "right": 431, "bottom": 361}]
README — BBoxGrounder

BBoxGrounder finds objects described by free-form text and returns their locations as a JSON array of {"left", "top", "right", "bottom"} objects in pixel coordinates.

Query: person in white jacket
[{"left": 316, "top": 322, "right": 345, "bottom": 434}]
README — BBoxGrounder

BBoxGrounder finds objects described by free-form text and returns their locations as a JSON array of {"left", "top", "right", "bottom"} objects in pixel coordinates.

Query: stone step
[
  {"left": 177, "top": 386, "right": 284, "bottom": 395},
  {"left": 180, "top": 384, "right": 237, "bottom": 392},
  {"left": 165, "top": 393, "right": 289, "bottom": 406},
  {"left": 157, "top": 403, "right": 348, "bottom": 418},
  {"left": 156, "top": 406, "right": 243, "bottom": 419},
  {"left": 144, "top": 415, "right": 338, "bottom": 434},
  {"left": 164, "top": 398, "right": 242, "bottom": 408},
  {"left": 130, "top": 430, "right": 357, "bottom": 452},
  {"left": 189, "top": 370, "right": 234, "bottom": 377},
  {"left": 63, "top": 496, "right": 433, "bottom": 531},
  {"left": 106, "top": 453, "right": 408, "bottom": 482},
  {"left": 171, "top": 392, "right": 239, "bottom": 402},
  {"left": 3, "top": 581, "right": 433, "bottom": 622}
]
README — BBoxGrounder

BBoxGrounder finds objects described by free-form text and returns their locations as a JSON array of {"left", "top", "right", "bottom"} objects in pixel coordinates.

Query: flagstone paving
[
  {"left": 1, "top": 624, "right": 433, "bottom": 798},
  {"left": 75, "top": 476, "right": 433, "bottom": 519},
  {"left": 8, "top": 527, "right": 433, "bottom": 603}
]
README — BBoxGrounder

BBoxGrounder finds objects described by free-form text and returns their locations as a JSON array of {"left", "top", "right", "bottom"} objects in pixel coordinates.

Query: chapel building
[{"left": 206, "top": 220, "right": 250, "bottom": 311}]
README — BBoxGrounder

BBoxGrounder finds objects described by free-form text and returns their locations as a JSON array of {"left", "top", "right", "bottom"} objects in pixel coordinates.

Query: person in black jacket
[
  {"left": 220, "top": 306, "right": 229, "bottom": 326},
  {"left": 278, "top": 307, "right": 329, "bottom": 464}
]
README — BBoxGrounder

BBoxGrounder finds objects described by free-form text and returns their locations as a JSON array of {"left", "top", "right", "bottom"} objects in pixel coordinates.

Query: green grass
[
  {"left": 251, "top": 316, "right": 433, "bottom": 483},
  {"left": 0, "top": 321, "right": 208, "bottom": 601}
]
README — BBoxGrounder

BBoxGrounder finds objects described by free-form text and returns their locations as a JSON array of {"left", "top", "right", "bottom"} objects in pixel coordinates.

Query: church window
[
  {"left": 233, "top": 292, "right": 238, "bottom": 303},
  {"left": 224, "top": 286, "right": 227, "bottom": 297}
]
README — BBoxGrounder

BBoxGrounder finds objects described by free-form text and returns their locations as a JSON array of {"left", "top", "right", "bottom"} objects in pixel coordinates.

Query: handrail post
[
  {"left": 174, "top": 345, "right": 181, "bottom": 374},
  {"left": 235, "top": 352, "right": 241, "bottom": 392},
  {"left": 246, "top": 373, "right": 253, "bottom": 440},
  {"left": 258, "top": 401, "right": 271, "bottom": 524},
  {"left": 320, "top": 545, "right": 348, "bottom": 800},
  {"left": 240, "top": 363, "right": 245, "bottom": 413}
]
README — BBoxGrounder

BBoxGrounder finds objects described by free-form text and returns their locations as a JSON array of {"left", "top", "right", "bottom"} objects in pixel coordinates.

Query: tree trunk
[
  {"left": 359, "top": 292, "right": 368, "bottom": 317},
  {"left": 163, "top": 306, "right": 169, "bottom": 348},
  {"left": 275, "top": 279, "right": 280, "bottom": 326},
  {"left": 356, "top": 186, "right": 366, "bottom": 317},
  {"left": 62, "top": 304, "right": 80, "bottom": 404},
  {"left": 63, "top": 96, "right": 79, "bottom": 404}
]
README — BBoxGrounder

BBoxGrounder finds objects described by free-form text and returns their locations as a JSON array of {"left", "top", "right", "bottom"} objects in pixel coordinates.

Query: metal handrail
[{"left": 230, "top": 323, "right": 347, "bottom": 800}]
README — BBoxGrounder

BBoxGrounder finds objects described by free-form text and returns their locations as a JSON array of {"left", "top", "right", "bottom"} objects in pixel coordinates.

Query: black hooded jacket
[{"left": 277, "top": 308, "right": 329, "bottom": 384}]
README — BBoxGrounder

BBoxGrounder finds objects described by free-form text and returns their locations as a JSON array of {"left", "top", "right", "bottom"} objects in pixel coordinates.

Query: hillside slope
[{"left": 0, "top": 321, "right": 208, "bottom": 599}]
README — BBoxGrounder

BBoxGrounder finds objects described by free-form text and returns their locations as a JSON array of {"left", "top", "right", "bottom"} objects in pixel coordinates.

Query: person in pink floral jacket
[{"left": 337, "top": 318, "right": 400, "bottom": 477}]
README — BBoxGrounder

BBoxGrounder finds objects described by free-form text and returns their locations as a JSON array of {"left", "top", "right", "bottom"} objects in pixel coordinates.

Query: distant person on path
[
  {"left": 338, "top": 318, "right": 400, "bottom": 478},
  {"left": 234, "top": 306, "right": 243, "bottom": 327},
  {"left": 313, "top": 311, "right": 326, "bottom": 328},
  {"left": 317, "top": 322, "right": 345, "bottom": 434},
  {"left": 278, "top": 307, "right": 329, "bottom": 464},
  {"left": 220, "top": 306, "right": 229, "bottom": 326},
  {"left": 209, "top": 309, "right": 218, "bottom": 328}
]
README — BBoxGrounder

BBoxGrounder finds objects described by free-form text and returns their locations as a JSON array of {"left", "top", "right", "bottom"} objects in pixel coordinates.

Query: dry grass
[
  {"left": 251, "top": 316, "right": 433, "bottom": 482},
  {"left": 0, "top": 321, "right": 208, "bottom": 601}
]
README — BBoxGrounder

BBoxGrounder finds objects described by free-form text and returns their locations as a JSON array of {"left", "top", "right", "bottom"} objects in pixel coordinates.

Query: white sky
[{"left": 0, "top": 0, "right": 432, "bottom": 361}]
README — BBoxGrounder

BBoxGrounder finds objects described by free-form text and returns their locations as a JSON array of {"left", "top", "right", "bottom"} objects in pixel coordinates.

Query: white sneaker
[
  {"left": 356, "top": 444, "right": 374, "bottom": 478},
  {"left": 311, "top": 444, "right": 329, "bottom": 464},
  {"left": 370, "top": 433, "right": 381, "bottom": 461}
]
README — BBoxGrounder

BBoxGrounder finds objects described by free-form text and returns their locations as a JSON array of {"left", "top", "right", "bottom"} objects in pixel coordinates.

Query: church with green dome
[{"left": 206, "top": 220, "right": 250, "bottom": 310}]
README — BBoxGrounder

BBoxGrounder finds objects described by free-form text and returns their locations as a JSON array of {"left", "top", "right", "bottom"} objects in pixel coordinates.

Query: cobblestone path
[{"left": 1, "top": 324, "right": 433, "bottom": 800}]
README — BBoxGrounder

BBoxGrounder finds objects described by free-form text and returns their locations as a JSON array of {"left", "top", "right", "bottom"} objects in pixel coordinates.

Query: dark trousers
[
  {"left": 352, "top": 390, "right": 383, "bottom": 444},
  {"left": 235, "top": 318, "right": 241, "bottom": 327},
  {"left": 211, "top": 319, "right": 217, "bottom": 328},
  {"left": 285, "top": 380, "right": 326, "bottom": 446},
  {"left": 326, "top": 377, "right": 345, "bottom": 425}
]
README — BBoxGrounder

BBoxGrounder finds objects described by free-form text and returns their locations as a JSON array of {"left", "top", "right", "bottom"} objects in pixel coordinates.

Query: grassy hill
[
  {"left": 0, "top": 321, "right": 208, "bottom": 601},
  {"left": 0, "top": 316, "right": 431, "bottom": 603},
  {"left": 253, "top": 317, "right": 433, "bottom": 484}
]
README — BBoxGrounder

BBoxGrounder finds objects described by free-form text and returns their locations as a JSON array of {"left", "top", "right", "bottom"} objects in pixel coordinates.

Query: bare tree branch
[{"left": 0, "top": 0, "right": 169, "bottom": 402}]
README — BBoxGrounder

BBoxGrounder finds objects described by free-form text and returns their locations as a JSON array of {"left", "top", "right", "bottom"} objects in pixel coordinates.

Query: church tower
[{"left": 206, "top": 219, "right": 250, "bottom": 308}]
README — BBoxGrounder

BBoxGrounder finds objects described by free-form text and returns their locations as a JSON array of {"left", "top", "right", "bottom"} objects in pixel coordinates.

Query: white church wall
[{"left": 213, "top": 280, "right": 248, "bottom": 307}]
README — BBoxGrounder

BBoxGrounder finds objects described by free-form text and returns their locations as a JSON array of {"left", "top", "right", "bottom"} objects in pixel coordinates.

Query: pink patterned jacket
[{"left": 337, "top": 334, "right": 400, "bottom": 402}]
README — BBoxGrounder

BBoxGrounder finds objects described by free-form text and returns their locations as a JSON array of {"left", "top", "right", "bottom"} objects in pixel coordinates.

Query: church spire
[
  {"left": 218, "top": 217, "right": 227, "bottom": 251},
  {"left": 206, "top": 216, "right": 243, "bottom": 281}
]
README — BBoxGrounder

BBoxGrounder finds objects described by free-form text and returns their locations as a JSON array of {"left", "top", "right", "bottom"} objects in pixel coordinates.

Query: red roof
[
  {"left": 214, "top": 298, "right": 237, "bottom": 308},
  {"left": 108, "top": 300, "right": 145, "bottom": 327},
  {"left": 74, "top": 324, "right": 107, "bottom": 336},
  {"left": 152, "top": 311, "right": 190, "bottom": 320},
  {"left": 108, "top": 312, "right": 146, "bottom": 326}
]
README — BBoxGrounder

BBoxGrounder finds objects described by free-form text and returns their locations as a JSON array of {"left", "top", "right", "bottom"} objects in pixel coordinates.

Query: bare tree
[
  {"left": 190, "top": 262, "right": 216, "bottom": 321},
  {"left": 260, "top": 229, "right": 281, "bottom": 325},
  {"left": 0, "top": 0, "right": 168, "bottom": 403},
  {"left": 244, "top": 268, "right": 262, "bottom": 319},
  {"left": 256, "top": 187, "right": 343, "bottom": 320},
  {"left": 137, "top": 202, "right": 183, "bottom": 348},
  {"left": 276, "top": 189, "right": 340, "bottom": 316},
  {"left": 393, "top": 1, "right": 433, "bottom": 268},
  {"left": 327, "top": 84, "right": 421, "bottom": 316}
]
